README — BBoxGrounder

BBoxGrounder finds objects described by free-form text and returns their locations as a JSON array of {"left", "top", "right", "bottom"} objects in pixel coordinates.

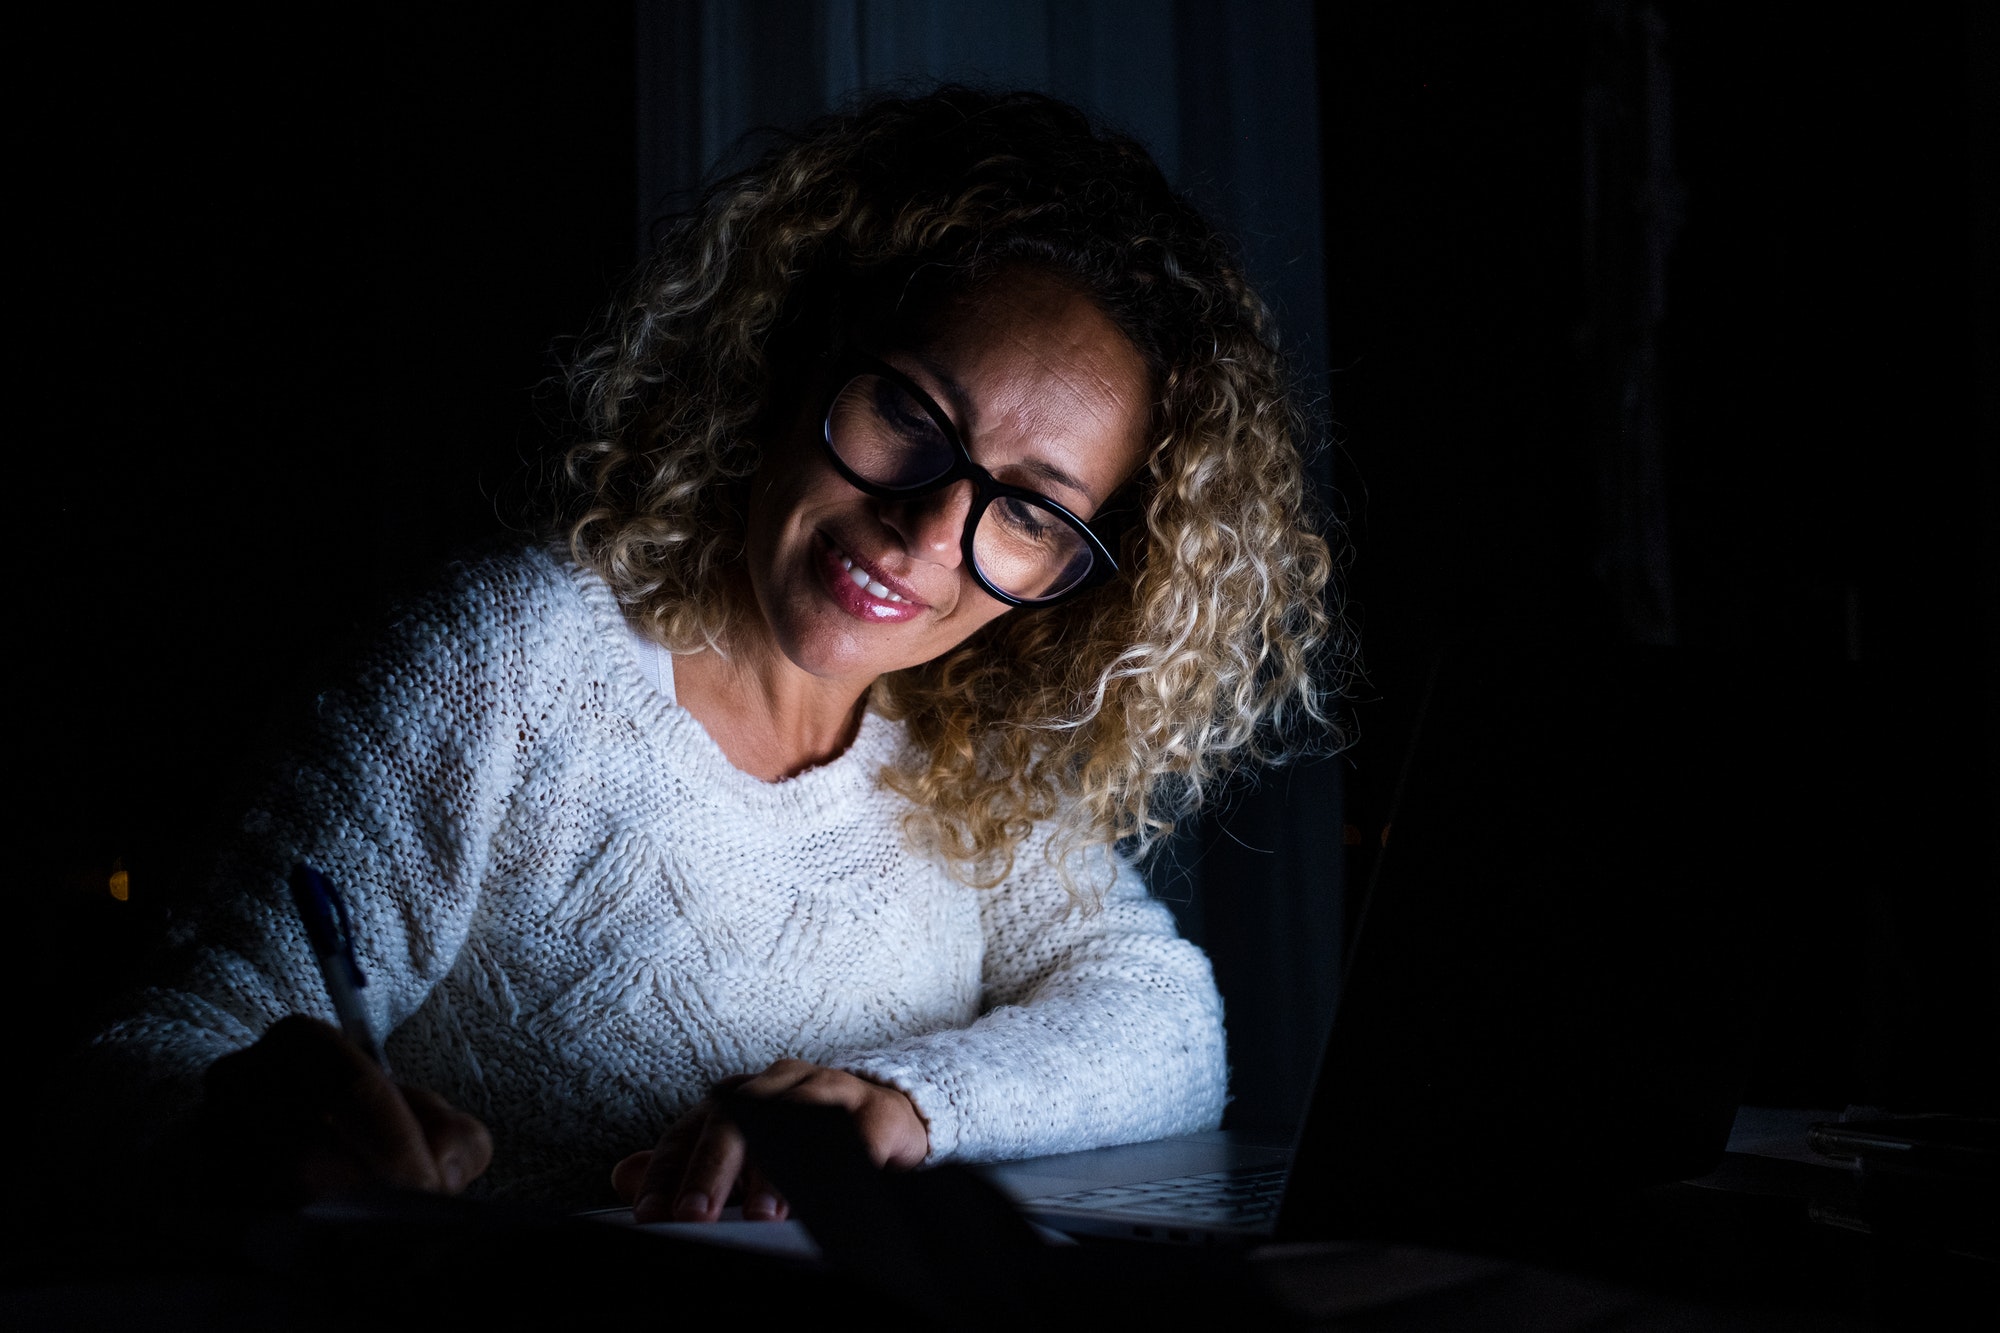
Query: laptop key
[{"left": 1031, "top": 1165, "right": 1291, "bottom": 1225}]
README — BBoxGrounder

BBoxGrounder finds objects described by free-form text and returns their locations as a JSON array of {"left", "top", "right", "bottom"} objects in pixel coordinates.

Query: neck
[{"left": 671, "top": 622, "right": 873, "bottom": 782}]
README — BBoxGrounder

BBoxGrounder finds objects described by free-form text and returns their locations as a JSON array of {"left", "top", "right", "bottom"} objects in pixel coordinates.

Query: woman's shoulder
[
  {"left": 326, "top": 542, "right": 636, "bottom": 712},
  {"left": 380, "top": 542, "right": 620, "bottom": 654}
]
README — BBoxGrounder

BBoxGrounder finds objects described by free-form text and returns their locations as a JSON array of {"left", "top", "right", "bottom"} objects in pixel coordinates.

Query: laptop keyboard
[{"left": 1028, "top": 1164, "right": 1289, "bottom": 1226}]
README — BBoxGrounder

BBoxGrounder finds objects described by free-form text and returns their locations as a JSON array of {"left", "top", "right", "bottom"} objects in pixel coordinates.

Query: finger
[
  {"left": 611, "top": 1150, "right": 653, "bottom": 1203},
  {"left": 664, "top": 1112, "right": 748, "bottom": 1223},
  {"left": 738, "top": 1163, "right": 789, "bottom": 1222},
  {"left": 401, "top": 1085, "right": 494, "bottom": 1194},
  {"left": 627, "top": 1072, "right": 761, "bottom": 1219},
  {"left": 632, "top": 1103, "right": 713, "bottom": 1220}
]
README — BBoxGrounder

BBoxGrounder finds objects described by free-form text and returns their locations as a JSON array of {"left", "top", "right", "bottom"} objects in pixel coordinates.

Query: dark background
[
  {"left": 1322, "top": 1, "right": 1995, "bottom": 1113},
  {"left": 23, "top": 5, "right": 640, "bottom": 1061},
  {"left": 20, "top": 1, "right": 1996, "bottom": 1148}
]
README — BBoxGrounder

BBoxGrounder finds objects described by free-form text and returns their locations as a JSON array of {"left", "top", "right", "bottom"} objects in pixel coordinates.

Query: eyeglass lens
[{"left": 827, "top": 373, "right": 1097, "bottom": 602}]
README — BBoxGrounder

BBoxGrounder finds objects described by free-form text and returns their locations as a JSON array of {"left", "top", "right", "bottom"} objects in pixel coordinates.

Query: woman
[{"left": 84, "top": 88, "right": 1340, "bottom": 1217}]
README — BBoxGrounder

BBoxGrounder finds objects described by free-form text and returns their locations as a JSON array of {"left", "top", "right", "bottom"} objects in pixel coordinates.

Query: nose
[{"left": 880, "top": 480, "right": 974, "bottom": 567}]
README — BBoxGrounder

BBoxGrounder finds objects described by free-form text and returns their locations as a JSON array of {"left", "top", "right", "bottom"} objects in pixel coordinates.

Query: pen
[{"left": 288, "top": 863, "right": 390, "bottom": 1071}]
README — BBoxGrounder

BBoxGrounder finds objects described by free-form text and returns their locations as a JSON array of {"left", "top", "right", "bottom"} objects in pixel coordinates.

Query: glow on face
[{"left": 741, "top": 272, "right": 1153, "bottom": 686}]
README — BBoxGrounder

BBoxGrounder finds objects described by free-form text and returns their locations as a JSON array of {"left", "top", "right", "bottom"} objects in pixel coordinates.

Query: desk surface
[{"left": 7, "top": 1109, "right": 1990, "bottom": 1331}]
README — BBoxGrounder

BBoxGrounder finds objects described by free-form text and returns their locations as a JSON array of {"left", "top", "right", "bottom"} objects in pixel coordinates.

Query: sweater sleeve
[
  {"left": 73, "top": 553, "right": 559, "bottom": 1138},
  {"left": 836, "top": 840, "right": 1229, "bottom": 1163}
]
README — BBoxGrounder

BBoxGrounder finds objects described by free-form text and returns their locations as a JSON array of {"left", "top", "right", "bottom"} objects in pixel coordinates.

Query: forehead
[
  {"left": 891, "top": 271, "right": 1154, "bottom": 482},
  {"left": 911, "top": 270, "right": 1145, "bottom": 382}
]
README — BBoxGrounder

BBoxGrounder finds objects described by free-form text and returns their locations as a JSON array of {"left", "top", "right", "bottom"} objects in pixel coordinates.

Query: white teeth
[{"left": 833, "top": 545, "right": 906, "bottom": 602}]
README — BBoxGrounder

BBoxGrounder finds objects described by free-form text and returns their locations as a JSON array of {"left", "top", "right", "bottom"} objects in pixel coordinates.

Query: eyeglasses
[{"left": 819, "top": 354, "right": 1120, "bottom": 607}]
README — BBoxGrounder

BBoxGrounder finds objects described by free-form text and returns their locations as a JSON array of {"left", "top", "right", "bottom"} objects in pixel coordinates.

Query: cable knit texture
[{"left": 85, "top": 546, "right": 1227, "bottom": 1206}]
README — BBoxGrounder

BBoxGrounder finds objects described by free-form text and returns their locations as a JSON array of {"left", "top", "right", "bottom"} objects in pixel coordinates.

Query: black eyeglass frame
[{"left": 817, "top": 352, "right": 1121, "bottom": 608}]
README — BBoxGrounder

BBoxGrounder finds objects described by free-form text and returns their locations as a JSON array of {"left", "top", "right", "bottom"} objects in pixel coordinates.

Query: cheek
[
  {"left": 747, "top": 453, "right": 842, "bottom": 553},
  {"left": 928, "top": 583, "right": 1012, "bottom": 647}
]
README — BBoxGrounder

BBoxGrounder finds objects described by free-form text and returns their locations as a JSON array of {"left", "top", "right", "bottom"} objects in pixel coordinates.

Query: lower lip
[{"left": 817, "top": 539, "right": 925, "bottom": 623}]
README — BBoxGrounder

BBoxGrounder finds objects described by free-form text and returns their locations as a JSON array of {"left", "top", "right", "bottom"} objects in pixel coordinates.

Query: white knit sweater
[{"left": 88, "top": 546, "right": 1228, "bottom": 1205}]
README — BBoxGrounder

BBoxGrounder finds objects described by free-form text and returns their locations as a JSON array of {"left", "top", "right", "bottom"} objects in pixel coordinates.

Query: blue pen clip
[{"left": 288, "top": 863, "right": 389, "bottom": 1070}]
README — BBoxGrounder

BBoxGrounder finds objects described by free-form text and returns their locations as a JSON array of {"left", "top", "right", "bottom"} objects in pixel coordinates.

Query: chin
[{"left": 774, "top": 606, "right": 911, "bottom": 682}]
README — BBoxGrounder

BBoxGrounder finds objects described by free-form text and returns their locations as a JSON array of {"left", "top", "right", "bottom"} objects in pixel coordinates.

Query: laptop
[{"left": 987, "top": 634, "right": 1783, "bottom": 1246}]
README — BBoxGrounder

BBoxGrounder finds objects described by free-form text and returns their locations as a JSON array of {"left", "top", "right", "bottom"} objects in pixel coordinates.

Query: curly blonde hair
[{"left": 565, "top": 87, "right": 1350, "bottom": 892}]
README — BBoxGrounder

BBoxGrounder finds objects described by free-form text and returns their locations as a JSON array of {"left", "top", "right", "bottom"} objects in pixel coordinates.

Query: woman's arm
[
  {"left": 837, "top": 842, "right": 1228, "bottom": 1163},
  {"left": 69, "top": 552, "right": 566, "bottom": 1189},
  {"left": 612, "top": 841, "right": 1222, "bottom": 1216}
]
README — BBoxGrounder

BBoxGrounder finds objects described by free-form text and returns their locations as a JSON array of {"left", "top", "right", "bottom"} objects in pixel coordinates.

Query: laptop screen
[{"left": 1279, "top": 635, "right": 1782, "bottom": 1241}]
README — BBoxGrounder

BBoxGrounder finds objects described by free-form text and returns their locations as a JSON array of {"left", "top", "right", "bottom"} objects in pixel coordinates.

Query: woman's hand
[
  {"left": 612, "top": 1059, "right": 929, "bottom": 1223},
  {"left": 197, "top": 1014, "right": 493, "bottom": 1205}
]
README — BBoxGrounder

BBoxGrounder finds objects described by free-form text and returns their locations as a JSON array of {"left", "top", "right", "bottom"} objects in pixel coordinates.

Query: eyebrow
[
  {"left": 902, "top": 353, "right": 1097, "bottom": 505},
  {"left": 1010, "top": 455, "right": 1093, "bottom": 501}
]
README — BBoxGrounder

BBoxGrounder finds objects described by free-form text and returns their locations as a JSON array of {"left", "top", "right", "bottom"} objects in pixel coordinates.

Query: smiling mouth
[
  {"left": 832, "top": 548, "right": 912, "bottom": 603},
  {"left": 818, "top": 536, "right": 929, "bottom": 622}
]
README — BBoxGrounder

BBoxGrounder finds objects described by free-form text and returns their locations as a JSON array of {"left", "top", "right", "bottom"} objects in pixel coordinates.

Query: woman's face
[{"left": 743, "top": 271, "right": 1152, "bottom": 686}]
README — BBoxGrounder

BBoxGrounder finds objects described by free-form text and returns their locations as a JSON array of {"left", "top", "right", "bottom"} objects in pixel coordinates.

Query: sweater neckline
[
  {"left": 553, "top": 549, "right": 904, "bottom": 820},
  {"left": 621, "top": 616, "right": 678, "bottom": 704}
]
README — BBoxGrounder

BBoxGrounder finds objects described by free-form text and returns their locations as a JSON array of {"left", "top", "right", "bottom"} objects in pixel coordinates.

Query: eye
[
  {"left": 991, "top": 496, "right": 1059, "bottom": 542},
  {"left": 872, "top": 378, "right": 949, "bottom": 449}
]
